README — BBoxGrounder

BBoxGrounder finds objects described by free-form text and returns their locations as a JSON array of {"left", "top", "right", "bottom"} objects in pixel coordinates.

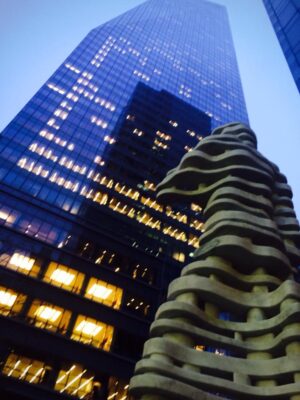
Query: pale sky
[{"left": 1, "top": 0, "right": 299, "bottom": 216}]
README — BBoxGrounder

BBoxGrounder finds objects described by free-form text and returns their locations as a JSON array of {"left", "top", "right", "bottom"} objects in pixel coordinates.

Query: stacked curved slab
[{"left": 130, "top": 123, "right": 300, "bottom": 400}]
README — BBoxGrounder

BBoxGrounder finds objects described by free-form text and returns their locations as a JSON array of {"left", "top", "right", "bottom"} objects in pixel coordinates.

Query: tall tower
[
  {"left": 0, "top": 1, "right": 248, "bottom": 399},
  {"left": 263, "top": 0, "right": 300, "bottom": 93}
]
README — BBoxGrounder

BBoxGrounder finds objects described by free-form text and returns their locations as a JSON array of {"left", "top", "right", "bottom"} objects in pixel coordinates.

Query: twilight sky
[{"left": 1, "top": 0, "right": 300, "bottom": 215}]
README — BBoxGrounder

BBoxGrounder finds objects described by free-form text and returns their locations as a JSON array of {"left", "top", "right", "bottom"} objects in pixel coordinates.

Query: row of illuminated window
[
  {"left": 92, "top": 176, "right": 203, "bottom": 230},
  {"left": 28, "top": 144, "right": 87, "bottom": 174},
  {"left": 90, "top": 115, "right": 108, "bottom": 129},
  {"left": 17, "top": 143, "right": 203, "bottom": 232},
  {"left": 39, "top": 129, "right": 75, "bottom": 150},
  {"left": 2, "top": 352, "right": 130, "bottom": 400},
  {"left": 156, "top": 130, "right": 171, "bottom": 141},
  {"left": 93, "top": 192, "right": 201, "bottom": 247},
  {"left": 133, "top": 70, "right": 150, "bottom": 81},
  {"left": 47, "top": 79, "right": 116, "bottom": 129},
  {"left": 0, "top": 201, "right": 158, "bottom": 282},
  {"left": 0, "top": 285, "right": 114, "bottom": 351},
  {"left": 153, "top": 139, "right": 169, "bottom": 150},
  {"left": 1, "top": 252, "right": 150, "bottom": 317},
  {"left": 12, "top": 156, "right": 205, "bottom": 244},
  {"left": 90, "top": 37, "right": 116, "bottom": 68}
]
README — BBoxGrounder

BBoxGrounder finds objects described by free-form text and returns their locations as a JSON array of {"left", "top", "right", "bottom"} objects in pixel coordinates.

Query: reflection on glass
[
  {"left": 55, "top": 364, "right": 97, "bottom": 399},
  {"left": 2, "top": 352, "right": 49, "bottom": 385}
]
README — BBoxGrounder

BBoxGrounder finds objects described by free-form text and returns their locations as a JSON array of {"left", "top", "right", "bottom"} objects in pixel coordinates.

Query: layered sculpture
[{"left": 130, "top": 123, "right": 300, "bottom": 399}]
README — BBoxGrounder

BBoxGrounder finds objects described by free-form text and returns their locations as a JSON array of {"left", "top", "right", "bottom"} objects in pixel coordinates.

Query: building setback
[
  {"left": 0, "top": 0, "right": 248, "bottom": 399},
  {"left": 263, "top": 0, "right": 300, "bottom": 93}
]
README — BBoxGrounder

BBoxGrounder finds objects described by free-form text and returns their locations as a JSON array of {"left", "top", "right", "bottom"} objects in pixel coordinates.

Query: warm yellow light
[
  {"left": 35, "top": 305, "right": 61, "bottom": 322},
  {"left": 87, "top": 284, "right": 112, "bottom": 300},
  {"left": 75, "top": 320, "right": 102, "bottom": 336},
  {"left": 0, "top": 290, "right": 17, "bottom": 307},
  {"left": 50, "top": 268, "right": 75, "bottom": 285},
  {"left": 10, "top": 253, "right": 35, "bottom": 271}
]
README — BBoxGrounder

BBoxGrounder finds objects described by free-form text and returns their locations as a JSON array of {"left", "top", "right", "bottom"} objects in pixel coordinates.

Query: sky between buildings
[{"left": 1, "top": 0, "right": 300, "bottom": 216}]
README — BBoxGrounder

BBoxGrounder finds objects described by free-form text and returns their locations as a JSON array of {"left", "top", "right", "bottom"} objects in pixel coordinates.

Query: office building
[
  {"left": 263, "top": 0, "right": 300, "bottom": 93},
  {"left": 0, "top": 0, "right": 248, "bottom": 399}
]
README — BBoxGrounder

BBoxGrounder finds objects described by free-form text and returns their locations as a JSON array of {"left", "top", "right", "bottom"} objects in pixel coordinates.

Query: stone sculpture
[{"left": 130, "top": 122, "right": 300, "bottom": 399}]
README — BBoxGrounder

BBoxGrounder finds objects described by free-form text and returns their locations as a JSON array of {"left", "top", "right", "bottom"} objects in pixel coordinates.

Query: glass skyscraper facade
[
  {"left": 0, "top": 0, "right": 248, "bottom": 399},
  {"left": 263, "top": 0, "right": 300, "bottom": 93}
]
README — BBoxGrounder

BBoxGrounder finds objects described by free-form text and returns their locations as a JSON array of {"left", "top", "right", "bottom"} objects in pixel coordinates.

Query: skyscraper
[
  {"left": 0, "top": 0, "right": 248, "bottom": 399},
  {"left": 263, "top": 0, "right": 300, "bottom": 93}
]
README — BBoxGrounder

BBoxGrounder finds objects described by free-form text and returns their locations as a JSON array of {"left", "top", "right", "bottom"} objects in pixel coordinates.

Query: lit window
[
  {"left": 143, "top": 180, "right": 156, "bottom": 191},
  {"left": 47, "top": 83, "right": 66, "bottom": 95},
  {"left": 126, "top": 114, "right": 135, "bottom": 121},
  {"left": 154, "top": 138, "right": 169, "bottom": 150},
  {"left": 76, "top": 320, "right": 102, "bottom": 336},
  {"left": 94, "top": 155, "right": 105, "bottom": 166},
  {"left": 0, "top": 209, "right": 17, "bottom": 225},
  {"left": 108, "top": 198, "right": 135, "bottom": 218},
  {"left": 156, "top": 130, "right": 171, "bottom": 141},
  {"left": 163, "top": 225, "right": 187, "bottom": 242},
  {"left": 165, "top": 206, "right": 187, "bottom": 223},
  {"left": 137, "top": 212, "right": 161, "bottom": 230},
  {"left": 2, "top": 353, "right": 50, "bottom": 385},
  {"left": 17, "top": 158, "right": 49, "bottom": 178},
  {"left": 191, "top": 219, "right": 204, "bottom": 231},
  {"left": 0, "top": 286, "right": 26, "bottom": 317},
  {"left": 43, "top": 262, "right": 84, "bottom": 294},
  {"left": 90, "top": 116, "right": 108, "bottom": 129},
  {"left": 93, "top": 191, "right": 108, "bottom": 205},
  {"left": 54, "top": 109, "right": 69, "bottom": 120},
  {"left": 133, "top": 70, "right": 150, "bottom": 81},
  {"left": 133, "top": 128, "right": 144, "bottom": 137},
  {"left": 35, "top": 305, "right": 61, "bottom": 322},
  {"left": 172, "top": 252, "right": 185, "bottom": 263},
  {"left": 65, "top": 63, "right": 81, "bottom": 74},
  {"left": 8, "top": 252, "right": 35, "bottom": 272},
  {"left": 187, "top": 129, "right": 196, "bottom": 137},
  {"left": 169, "top": 120, "right": 178, "bottom": 127},
  {"left": 51, "top": 269, "right": 74, "bottom": 285},
  {"left": 94, "top": 96, "right": 115, "bottom": 111},
  {"left": 188, "top": 234, "right": 200, "bottom": 248},
  {"left": 115, "top": 182, "right": 140, "bottom": 200},
  {"left": 46, "top": 121, "right": 60, "bottom": 131},
  {"left": 66, "top": 92, "right": 79, "bottom": 102},
  {"left": 104, "top": 135, "right": 116, "bottom": 144},
  {"left": 0, "top": 290, "right": 17, "bottom": 307},
  {"left": 55, "top": 364, "right": 97, "bottom": 399},
  {"left": 85, "top": 278, "right": 123, "bottom": 309},
  {"left": 60, "top": 101, "right": 72, "bottom": 111},
  {"left": 71, "top": 316, "right": 114, "bottom": 351},
  {"left": 191, "top": 203, "right": 202, "bottom": 212},
  {"left": 140, "top": 196, "right": 163, "bottom": 212},
  {"left": 28, "top": 301, "right": 71, "bottom": 333},
  {"left": 195, "top": 345, "right": 205, "bottom": 352}
]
